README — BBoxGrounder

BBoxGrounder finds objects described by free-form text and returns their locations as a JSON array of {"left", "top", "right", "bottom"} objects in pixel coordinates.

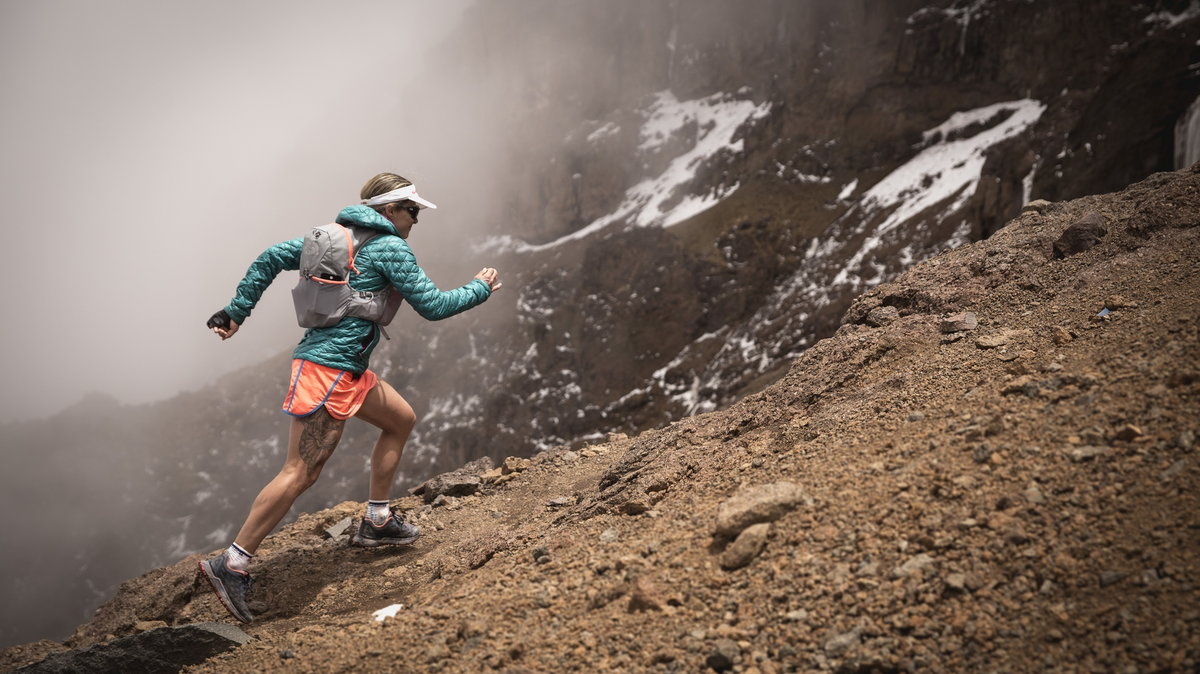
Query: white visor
[{"left": 361, "top": 184, "right": 438, "bottom": 209}]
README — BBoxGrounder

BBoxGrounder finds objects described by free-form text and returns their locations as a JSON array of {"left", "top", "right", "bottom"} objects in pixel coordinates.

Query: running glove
[{"left": 206, "top": 309, "right": 232, "bottom": 330}]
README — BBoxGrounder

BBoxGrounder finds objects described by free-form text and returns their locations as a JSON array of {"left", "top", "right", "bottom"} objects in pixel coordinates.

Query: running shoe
[
  {"left": 350, "top": 510, "right": 421, "bottom": 547},
  {"left": 198, "top": 552, "right": 254, "bottom": 623}
]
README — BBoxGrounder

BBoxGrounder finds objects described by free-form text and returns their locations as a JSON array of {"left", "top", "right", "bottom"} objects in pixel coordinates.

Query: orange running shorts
[{"left": 281, "top": 359, "right": 378, "bottom": 420}]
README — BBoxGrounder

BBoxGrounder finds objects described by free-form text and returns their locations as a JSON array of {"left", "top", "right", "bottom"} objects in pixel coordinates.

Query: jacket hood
[{"left": 335, "top": 205, "right": 398, "bottom": 236}]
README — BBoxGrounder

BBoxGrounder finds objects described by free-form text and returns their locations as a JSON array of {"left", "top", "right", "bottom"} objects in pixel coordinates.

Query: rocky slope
[
  {"left": 3, "top": 0, "right": 1199, "bottom": 650},
  {"left": 6, "top": 164, "right": 1197, "bottom": 673}
]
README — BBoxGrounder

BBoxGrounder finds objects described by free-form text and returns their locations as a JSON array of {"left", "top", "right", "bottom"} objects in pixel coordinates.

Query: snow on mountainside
[
  {"left": 386, "top": 0, "right": 1200, "bottom": 477},
  {"left": 648, "top": 99, "right": 1049, "bottom": 418},
  {"left": 1144, "top": 0, "right": 1200, "bottom": 29},
  {"left": 837, "top": 99, "right": 1046, "bottom": 288},
  {"left": 490, "top": 97, "right": 1051, "bottom": 423},
  {"left": 421, "top": 92, "right": 1047, "bottom": 452},
  {"left": 491, "top": 90, "right": 773, "bottom": 252}
]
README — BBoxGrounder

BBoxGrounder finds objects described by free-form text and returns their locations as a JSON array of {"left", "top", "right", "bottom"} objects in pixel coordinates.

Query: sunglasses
[{"left": 398, "top": 204, "right": 420, "bottom": 219}]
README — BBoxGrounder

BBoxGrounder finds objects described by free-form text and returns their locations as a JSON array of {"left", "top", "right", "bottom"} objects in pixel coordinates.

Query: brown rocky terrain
[{"left": 6, "top": 164, "right": 1197, "bottom": 672}]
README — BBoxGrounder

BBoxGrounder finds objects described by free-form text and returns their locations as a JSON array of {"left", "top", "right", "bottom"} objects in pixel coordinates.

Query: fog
[{"left": 0, "top": 0, "right": 484, "bottom": 422}]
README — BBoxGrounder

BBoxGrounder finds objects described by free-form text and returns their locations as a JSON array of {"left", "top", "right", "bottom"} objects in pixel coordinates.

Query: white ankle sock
[
  {"left": 367, "top": 500, "right": 391, "bottom": 525},
  {"left": 226, "top": 543, "right": 252, "bottom": 571}
]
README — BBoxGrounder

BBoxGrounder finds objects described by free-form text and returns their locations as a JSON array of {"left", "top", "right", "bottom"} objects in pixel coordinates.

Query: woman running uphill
[{"left": 199, "top": 172, "right": 501, "bottom": 624}]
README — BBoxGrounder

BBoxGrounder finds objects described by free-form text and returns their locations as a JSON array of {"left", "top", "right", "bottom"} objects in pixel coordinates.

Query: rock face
[
  {"left": 3, "top": 0, "right": 1199, "bottom": 650},
  {"left": 385, "top": 0, "right": 1200, "bottom": 472}
]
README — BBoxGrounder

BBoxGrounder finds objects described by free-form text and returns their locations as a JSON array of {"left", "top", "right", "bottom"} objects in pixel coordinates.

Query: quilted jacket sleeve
[
  {"left": 374, "top": 237, "right": 491, "bottom": 320},
  {"left": 223, "top": 238, "right": 304, "bottom": 324}
]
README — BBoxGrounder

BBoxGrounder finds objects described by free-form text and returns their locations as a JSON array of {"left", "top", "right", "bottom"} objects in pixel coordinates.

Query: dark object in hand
[{"left": 207, "top": 309, "right": 232, "bottom": 330}]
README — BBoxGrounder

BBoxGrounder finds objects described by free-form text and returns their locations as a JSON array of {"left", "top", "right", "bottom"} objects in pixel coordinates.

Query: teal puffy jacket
[{"left": 223, "top": 205, "right": 491, "bottom": 374}]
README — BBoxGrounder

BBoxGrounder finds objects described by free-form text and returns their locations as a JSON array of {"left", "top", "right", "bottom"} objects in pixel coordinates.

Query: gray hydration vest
[{"left": 291, "top": 223, "right": 403, "bottom": 328}]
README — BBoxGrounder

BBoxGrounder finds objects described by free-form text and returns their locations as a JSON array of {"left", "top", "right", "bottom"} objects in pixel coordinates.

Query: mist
[
  {"left": 0, "top": 0, "right": 488, "bottom": 422},
  {"left": 0, "top": 0, "right": 562, "bottom": 647}
]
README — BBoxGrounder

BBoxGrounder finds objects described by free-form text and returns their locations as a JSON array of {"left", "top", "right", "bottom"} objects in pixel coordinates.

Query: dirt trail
[{"left": 5, "top": 166, "right": 1198, "bottom": 672}]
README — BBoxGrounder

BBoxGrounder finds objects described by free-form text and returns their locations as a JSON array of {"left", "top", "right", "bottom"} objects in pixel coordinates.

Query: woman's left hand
[{"left": 475, "top": 267, "right": 503, "bottom": 292}]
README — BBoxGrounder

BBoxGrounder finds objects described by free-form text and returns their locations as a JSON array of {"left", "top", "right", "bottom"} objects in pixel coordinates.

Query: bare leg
[
  {"left": 354, "top": 379, "right": 417, "bottom": 501},
  {"left": 232, "top": 407, "right": 345, "bottom": 554}
]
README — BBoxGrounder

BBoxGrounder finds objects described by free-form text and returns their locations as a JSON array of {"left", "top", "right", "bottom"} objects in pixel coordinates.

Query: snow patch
[
  {"left": 1022, "top": 160, "right": 1037, "bottom": 205},
  {"left": 165, "top": 515, "right": 193, "bottom": 558},
  {"left": 636, "top": 98, "right": 1048, "bottom": 416},
  {"left": 587, "top": 121, "right": 620, "bottom": 144},
  {"left": 494, "top": 91, "right": 771, "bottom": 252},
  {"left": 946, "top": 218, "right": 974, "bottom": 250},
  {"left": 425, "top": 394, "right": 482, "bottom": 422},
  {"left": 1175, "top": 94, "right": 1200, "bottom": 169},
  {"left": 834, "top": 98, "right": 1046, "bottom": 288},
  {"left": 205, "top": 525, "right": 231, "bottom": 546},
  {"left": 1144, "top": 1, "right": 1200, "bottom": 29},
  {"left": 165, "top": 533, "right": 187, "bottom": 558},
  {"left": 907, "top": 0, "right": 992, "bottom": 54},
  {"left": 796, "top": 172, "right": 832, "bottom": 184}
]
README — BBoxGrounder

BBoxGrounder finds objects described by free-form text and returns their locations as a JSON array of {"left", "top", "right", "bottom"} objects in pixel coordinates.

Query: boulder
[
  {"left": 719, "top": 523, "right": 772, "bottom": 570},
  {"left": 502, "top": 456, "right": 532, "bottom": 474},
  {"left": 1052, "top": 212, "right": 1107, "bottom": 258},
  {"left": 18, "top": 623, "right": 249, "bottom": 674},
  {"left": 626, "top": 578, "right": 665, "bottom": 612},
  {"left": 939, "top": 311, "right": 978, "bottom": 333},
  {"left": 410, "top": 457, "right": 495, "bottom": 503},
  {"left": 1022, "top": 199, "right": 1053, "bottom": 214},
  {"left": 324, "top": 516, "right": 353, "bottom": 539},
  {"left": 865, "top": 305, "right": 900, "bottom": 327},
  {"left": 714, "top": 482, "right": 806, "bottom": 537}
]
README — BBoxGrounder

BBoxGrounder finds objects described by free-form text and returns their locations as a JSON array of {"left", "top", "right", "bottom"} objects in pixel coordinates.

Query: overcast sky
[{"left": 0, "top": 0, "right": 478, "bottom": 421}]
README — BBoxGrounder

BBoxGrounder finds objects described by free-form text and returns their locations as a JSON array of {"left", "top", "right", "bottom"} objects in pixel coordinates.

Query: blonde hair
[{"left": 360, "top": 173, "right": 412, "bottom": 213}]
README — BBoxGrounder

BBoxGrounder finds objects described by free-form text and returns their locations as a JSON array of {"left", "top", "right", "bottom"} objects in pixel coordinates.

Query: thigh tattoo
[{"left": 299, "top": 407, "right": 344, "bottom": 469}]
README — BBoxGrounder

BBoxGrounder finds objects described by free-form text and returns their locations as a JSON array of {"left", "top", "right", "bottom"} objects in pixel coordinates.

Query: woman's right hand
[
  {"left": 475, "top": 267, "right": 503, "bottom": 292},
  {"left": 212, "top": 321, "right": 240, "bottom": 340},
  {"left": 206, "top": 309, "right": 240, "bottom": 340}
]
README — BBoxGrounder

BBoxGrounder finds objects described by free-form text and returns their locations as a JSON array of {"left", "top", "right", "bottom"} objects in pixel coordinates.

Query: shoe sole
[
  {"left": 349, "top": 533, "right": 420, "bottom": 547},
  {"left": 198, "top": 560, "right": 253, "bottom": 624}
]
